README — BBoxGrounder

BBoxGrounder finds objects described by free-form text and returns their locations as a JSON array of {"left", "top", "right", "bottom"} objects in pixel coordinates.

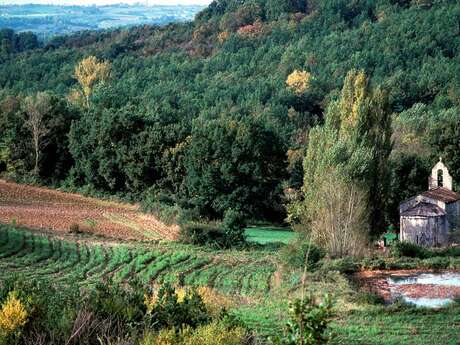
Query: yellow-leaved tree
[
  {"left": 286, "top": 70, "right": 311, "bottom": 95},
  {"left": 74, "top": 56, "right": 111, "bottom": 107}
]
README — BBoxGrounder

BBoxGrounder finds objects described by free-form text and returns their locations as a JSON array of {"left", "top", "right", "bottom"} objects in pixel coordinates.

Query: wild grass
[
  {"left": 331, "top": 304, "right": 460, "bottom": 345},
  {"left": 0, "top": 224, "right": 459, "bottom": 344}
]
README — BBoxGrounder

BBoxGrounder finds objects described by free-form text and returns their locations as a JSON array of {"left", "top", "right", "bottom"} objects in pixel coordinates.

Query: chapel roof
[
  {"left": 401, "top": 202, "right": 446, "bottom": 217},
  {"left": 421, "top": 187, "right": 460, "bottom": 204}
]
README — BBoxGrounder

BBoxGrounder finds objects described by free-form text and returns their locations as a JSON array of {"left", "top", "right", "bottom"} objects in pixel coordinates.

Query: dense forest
[{"left": 1, "top": 0, "right": 459, "bottom": 235}]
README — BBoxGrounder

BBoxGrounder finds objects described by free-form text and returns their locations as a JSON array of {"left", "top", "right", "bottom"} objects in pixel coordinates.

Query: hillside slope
[
  {"left": 1, "top": 0, "right": 459, "bottom": 224},
  {"left": 0, "top": 180, "right": 179, "bottom": 240}
]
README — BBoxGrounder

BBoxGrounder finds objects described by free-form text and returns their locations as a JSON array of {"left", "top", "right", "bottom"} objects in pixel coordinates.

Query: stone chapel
[{"left": 399, "top": 159, "right": 460, "bottom": 246}]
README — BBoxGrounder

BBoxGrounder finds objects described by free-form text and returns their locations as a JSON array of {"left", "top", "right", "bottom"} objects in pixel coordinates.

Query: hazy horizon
[{"left": 0, "top": 0, "right": 211, "bottom": 5}]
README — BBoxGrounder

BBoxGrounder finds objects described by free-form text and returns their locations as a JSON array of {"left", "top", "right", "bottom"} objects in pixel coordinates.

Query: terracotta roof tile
[
  {"left": 421, "top": 187, "right": 460, "bottom": 204},
  {"left": 401, "top": 202, "right": 446, "bottom": 217}
]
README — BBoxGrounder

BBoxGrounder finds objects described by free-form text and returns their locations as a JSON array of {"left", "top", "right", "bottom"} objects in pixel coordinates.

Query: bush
[
  {"left": 141, "top": 328, "right": 178, "bottom": 345},
  {"left": 68, "top": 223, "right": 81, "bottom": 234},
  {"left": 360, "top": 257, "right": 387, "bottom": 270},
  {"left": 187, "top": 321, "right": 246, "bottom": 345},
  {"left": 0, "top": 291, "right": 28, "bottom": 344},
  {"left": 141, "top": 321, "right": 247, "bottom": 345},
  {"left": 418, "top": 256, "right": 450, "bottom": 269},
  {"left": 319, "top": 257, "right": 361, "bottom": 274},
  {"left": 196, "top": 287, "right": 234, "bottom": 319},
  {"left": 281, "top": 239, "right": 325, "bottom": 270},
  {"left": 438, "top": 246, "right": 460, "bottom": 257},
  {"left": 0, "top": 277, "right": 79, "bottom": 345},
  {"left": 183, "top": 321, "right": 246, "bottom": 345},
  {"left": 144, "top": 283, "right": 211, "bottom": 331},
  {"left": 383, "top": 258, "right": 419, "bottom": 270},
  {"left": 0, "top": 277, "right": 219, "bottom": 345},
  {"left": 179, "top": 222, "right": 226, "bottom": 247},
  {"left": 141, "top": 191, "right": 181, "bottom": 226},
  {"left": 391, "top": 241, "right": 431, "bottom": 259},
  {"left": 221, "top": 209, "right": 247, "bottom": 247},
  {"left": 273, "top": 294, "right": 334, "bottom": 345},
  {"left": 89, "top": 279, "right": 147, "bottom": 327},
  {"left": 179, "top": 210, "right": 247, "bottom": 249},
  {"left": 354, "top": 291, "right": 385, "bottom": 305}
]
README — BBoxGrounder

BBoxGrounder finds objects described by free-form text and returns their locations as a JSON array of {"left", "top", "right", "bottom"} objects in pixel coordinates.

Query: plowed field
[{"left": 0, "top": 180, "right": 179, "bottom": 240}]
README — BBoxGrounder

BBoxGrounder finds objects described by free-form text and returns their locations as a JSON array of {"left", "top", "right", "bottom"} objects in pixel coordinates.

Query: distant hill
[{"left": 0, "top": 4, "right": 205, "bottom": 39}]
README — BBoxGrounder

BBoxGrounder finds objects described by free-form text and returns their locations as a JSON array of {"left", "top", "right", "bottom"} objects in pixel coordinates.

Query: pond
[
  {"left": 356, "top": 270, "right": 460, "bottom": 308},
  {"left": 388, "top": 272, "right": 460, "bottom": 286},
  {"left": 387, "top": 272, "right": 460, "bottom": 308}
]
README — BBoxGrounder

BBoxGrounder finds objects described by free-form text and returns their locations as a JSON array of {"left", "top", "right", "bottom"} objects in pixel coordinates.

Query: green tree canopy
[{"left": 183, "top": 115, "right": 287, "bottom": 219}]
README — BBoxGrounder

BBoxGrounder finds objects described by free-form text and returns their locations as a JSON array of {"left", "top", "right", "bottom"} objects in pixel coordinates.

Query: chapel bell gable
[{"left": 429, "top": 158, "right": 453, "bottom": 191}]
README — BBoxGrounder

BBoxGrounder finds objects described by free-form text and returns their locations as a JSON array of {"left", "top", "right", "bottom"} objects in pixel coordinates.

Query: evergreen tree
[{"left": 184, "top": 115, "right": 286, "bottom": 220}]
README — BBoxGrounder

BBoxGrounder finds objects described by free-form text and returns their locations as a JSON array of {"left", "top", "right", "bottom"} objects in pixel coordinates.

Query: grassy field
[
  {"left": 0, "top": 224, "right": 295, "bottom": 337},
  {"left": 332, "top": 305, "right": 460, "bottom": 345},
  {"left": 0, "top": 224, "right": 459, "bottom": 344},
  {"left": 0, "top": 180, "right": 459, "bottom": 344},
  {"left": 0, "top": 225, "right": 281, "bottom": 297},
  {"left": 245, "top": 226, "right": 296, "bottom": 244}
]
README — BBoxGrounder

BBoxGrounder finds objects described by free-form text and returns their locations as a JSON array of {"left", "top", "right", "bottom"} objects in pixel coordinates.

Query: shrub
[
  {"left": 384, "top": 258, "right": 419, "bottom": 270},
  {"left": 141, "top": 322, "right": 247, "bottom": 345},
  {"left": 179, "top": 222, "right": 225, "bottom": 247},
  {"left": 141, "top": 191, "right": 181, "bottom": 226},
  {"left": 360, "top": 257, "right": 387, "bottom": 270},
  {"left": 0, "top": 277, "right": 230, "bottom": 345},
  {"left": 319, "top": 257, "right": 361, "bottom": 274},
  {"left": 221, "top": 209, "right": 247, "bottom": 247},
  {"left": 438, "top": 246, "right": 460, "bottom": 257},
  {"left": 68, "top": 223, "right": 81, "bottom": 234},
  {"left": 354, "top": 291, "right": 385, "bottom": 305},
  {"left": 391, "top": 241, "right": 431, "bottom": 259},
  {"left": 182, "top": 321, "right": 246, "bottom": 345},
  {"left": 281, "top": 239, "right": 325, "bottom": 270},
  {"left": 144, "top": 283, "right": 210, "bottom": 331},
  {"left": 196, "top": 287, "right": 234, "bottom": 319},
  {"left": 0, "top": 277, "right": 79, "bottom": 345},
  {"left": 141, "top": 328, "right": 178, "bottom": 345},
  {"left": 0, "top": 291, "right": 28, "bottom": 342},
  {"left": 418, "top": 256, "right": 450, "bottom": 269},
  {"left": 180, "top": 211, "right": 247, "bottom": 249},
  {"left": 83, "top": 218, "right": 97, "bottom": 229},
  {"left": 89, "top": 279, "right": 147, "bottom": 326},
  {"left": 273, "top": 294, "right": 334, "bottom": 345}
]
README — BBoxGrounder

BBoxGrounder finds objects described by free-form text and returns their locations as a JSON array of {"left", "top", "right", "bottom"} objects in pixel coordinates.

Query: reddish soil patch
[
  {"left": 0, "top": 180, "right": 179, "bottom": 241},
  {"left": 355, "top": 270, "right": 460, "bottom": 302}
]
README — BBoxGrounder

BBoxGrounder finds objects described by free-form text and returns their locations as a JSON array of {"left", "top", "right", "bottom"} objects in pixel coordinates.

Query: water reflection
[
  {"left": 387, "top": 272, "right": 460, "bottom": 308},
  {"left": 402, "top": 297, "right": 453, "bottom": 308},
  {"left": 389, "top": 273, "right": 460, "bottom": 287}
]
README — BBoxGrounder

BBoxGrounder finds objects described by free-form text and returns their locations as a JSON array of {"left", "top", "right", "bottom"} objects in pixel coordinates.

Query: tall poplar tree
[{"left": 289, "top": 70, "right": 392, "bottom": 241}]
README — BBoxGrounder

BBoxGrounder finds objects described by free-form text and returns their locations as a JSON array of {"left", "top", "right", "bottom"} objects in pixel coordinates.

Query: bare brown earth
[{"left": 0, "top": 180, "right": 179, "bottom": 241}]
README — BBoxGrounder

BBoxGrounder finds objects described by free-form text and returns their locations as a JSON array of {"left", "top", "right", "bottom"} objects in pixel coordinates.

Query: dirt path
[{"left": 0, "top": 180, "right": 179, "bottom": 241}]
